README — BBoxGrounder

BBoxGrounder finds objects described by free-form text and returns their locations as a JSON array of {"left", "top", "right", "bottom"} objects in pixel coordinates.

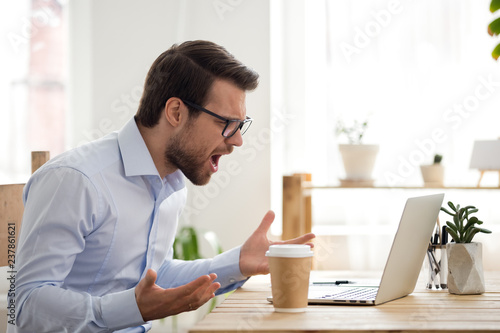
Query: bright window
[
  {"left": 273, "top": 0, "right": 500, "bottom": 188},
  {"left": 271, "top": 1, "right": 500, "bottom": 270},
  {"left": 0, "top": 0, "right": 66, "bottom": 184}
]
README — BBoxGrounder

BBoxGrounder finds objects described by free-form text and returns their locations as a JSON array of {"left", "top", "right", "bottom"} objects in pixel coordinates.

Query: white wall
[{"left": 68, "top": 0, "right": 271, "bottom": 252}]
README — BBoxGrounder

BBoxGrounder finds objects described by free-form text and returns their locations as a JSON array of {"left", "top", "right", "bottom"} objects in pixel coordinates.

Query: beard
[{"left": 165, "top": 131, "right": 211, "bottom": 186}]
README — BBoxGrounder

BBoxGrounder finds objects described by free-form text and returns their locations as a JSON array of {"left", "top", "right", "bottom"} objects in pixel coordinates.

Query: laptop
[{"left": 270, "top": 193, "right": 444, "bottom": 306}]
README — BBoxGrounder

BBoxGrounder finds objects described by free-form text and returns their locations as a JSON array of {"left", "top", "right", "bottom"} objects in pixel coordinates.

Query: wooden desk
[{"left": 189, "top": 271, "right": 500, "bottom": 333}]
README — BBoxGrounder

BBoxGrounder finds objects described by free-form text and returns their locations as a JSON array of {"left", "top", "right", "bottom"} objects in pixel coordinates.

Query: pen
[
  {"left": 432, "top": 226, "right": 440, "bottom": 245},
  {"left": 313, "top": 280, "right": 355, "bottom": 285}
]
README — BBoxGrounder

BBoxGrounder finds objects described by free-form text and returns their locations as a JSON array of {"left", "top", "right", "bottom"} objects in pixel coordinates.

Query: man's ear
[{"left": 164, "top": 98, "right": 186, "bottom": 128}]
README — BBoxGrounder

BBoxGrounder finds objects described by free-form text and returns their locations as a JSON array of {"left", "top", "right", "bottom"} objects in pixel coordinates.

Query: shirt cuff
[
  {"left": 210, "top": 246, "right": 247, "bottom": 287},
  {"left": 100, "top": 288, "right": 146, "bottom": 330}
]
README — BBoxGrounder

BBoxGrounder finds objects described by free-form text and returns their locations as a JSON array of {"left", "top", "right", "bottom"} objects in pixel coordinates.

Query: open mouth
[{"left": 210, "top": 154, "right": 221, "bottom": 172}]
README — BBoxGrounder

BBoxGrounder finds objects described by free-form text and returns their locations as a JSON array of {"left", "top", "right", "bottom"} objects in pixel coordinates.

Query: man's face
[{"left": 165, "top": 80, "right": 247, "bottom": 185}]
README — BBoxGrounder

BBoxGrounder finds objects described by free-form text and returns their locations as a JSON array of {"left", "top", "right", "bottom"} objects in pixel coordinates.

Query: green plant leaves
[
  {"left": 335, "top": 119, "right": 369, "bottom": 144},
  {"left": 491, "top": 0, "right": 500, "bottom": 13},
  {"left": 446, "top": 221, "right": 458, "bottom": 233},
  {"left": 173, "top": 226, "right": 223, "bottom": 260},
  {"left": 477, "top": 227, "right": 493, "bottom": 234},
  {"left": 173, "top": 227, "right": 201, "bottom": 260},
  {"left": 445, "top": 226, "right": 460, "bottom": 244},
  {"left": 490, "top": 1, "right": 500, "bottom": 59},
  {"left": 440, "top": 201, "right": 491, "bottom": 243},
  {"left": 488, "top": 17, "right": 500, "bottom": 36},
  {"left": 493, "top": 43, "right": 500, "bottom": 60},
  {"left": 440, "top": 206, "right": 454, "bottom": 216}
]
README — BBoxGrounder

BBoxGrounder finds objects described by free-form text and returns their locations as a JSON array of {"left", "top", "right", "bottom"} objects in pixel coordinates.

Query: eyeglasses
[{"left": 181, "top": 99, "right": 252, "bottom": 138}]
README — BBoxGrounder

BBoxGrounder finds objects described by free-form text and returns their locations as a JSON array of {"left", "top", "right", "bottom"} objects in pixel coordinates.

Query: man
[{"left": 9, "top": 40, "right": 315, "bottom": 332}]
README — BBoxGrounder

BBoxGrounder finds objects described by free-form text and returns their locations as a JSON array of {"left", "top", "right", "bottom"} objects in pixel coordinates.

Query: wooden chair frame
[{"left": 1, "top": 151, "right": 50, "bottom": 266}]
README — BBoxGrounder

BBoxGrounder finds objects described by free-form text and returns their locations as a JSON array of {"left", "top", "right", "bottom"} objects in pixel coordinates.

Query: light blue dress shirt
[{"left": 8, "top": 118, "right": 247, "bottom": 333}]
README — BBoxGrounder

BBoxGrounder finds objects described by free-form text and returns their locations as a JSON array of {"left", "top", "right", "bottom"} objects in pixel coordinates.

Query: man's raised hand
[{"left": 239, "top": 210, "right": 315, "bottom": 277}]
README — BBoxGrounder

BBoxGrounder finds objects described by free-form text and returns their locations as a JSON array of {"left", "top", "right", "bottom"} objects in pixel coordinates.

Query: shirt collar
[
  {"left": 117, "top": 117, "right": 161, "bottom": 177},
  {"left": 117, "top": 118, "right": 186, "bottom": 191}
]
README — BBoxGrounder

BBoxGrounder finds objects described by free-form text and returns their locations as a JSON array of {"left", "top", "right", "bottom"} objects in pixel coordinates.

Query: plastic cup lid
[{"left": 265, "top": 244, "right": 313, "bottom": 258}]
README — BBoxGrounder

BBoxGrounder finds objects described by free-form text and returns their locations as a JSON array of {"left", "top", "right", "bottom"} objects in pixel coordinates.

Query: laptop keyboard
[{"left": 320, "top": 287, "right": 378, "bottom": 301}]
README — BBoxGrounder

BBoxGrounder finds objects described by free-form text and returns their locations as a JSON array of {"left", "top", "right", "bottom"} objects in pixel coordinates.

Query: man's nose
[{"left": 225, "top": 129, "right": 243, "bottom": 147}]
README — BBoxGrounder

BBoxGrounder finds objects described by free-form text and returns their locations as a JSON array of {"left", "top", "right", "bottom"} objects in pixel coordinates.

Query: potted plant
[
  {"left": 440, "top": 201, "right": 492, "bottom": 295},
  {"left": 335, "top": 119, "right": 379, "bottom": 186},
  {"left": 420, "top": 154, "right": 444, "bottom": 187}
]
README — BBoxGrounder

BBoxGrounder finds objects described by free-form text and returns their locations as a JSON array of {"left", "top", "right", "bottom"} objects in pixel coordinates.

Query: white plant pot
[
  {"left": 338, "top": 144, "right": 379, "bottom": 181},
  {"left": 420, "top": 164, "right": 444, "bottom": 187},
  {"left": 447, "top": 242, "right": 485, "bottom": 295}
]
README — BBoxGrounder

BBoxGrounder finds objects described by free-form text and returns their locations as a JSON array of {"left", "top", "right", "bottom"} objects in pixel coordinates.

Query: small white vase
[
  {"left": 420, "top": 164, "right": 444, "bottom": 187},
  {"left": 338, "top": 144, "right": 379, "bottom": 181},
  {"left": 447, "top": 242, "right": 485, "bottom": 295}
]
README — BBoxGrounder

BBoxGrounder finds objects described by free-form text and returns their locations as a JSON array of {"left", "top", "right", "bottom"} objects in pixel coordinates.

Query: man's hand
[
  {"left": 239, "top": 210, "right": 315, "bottom": 276},
  {"left": 135, "top": 269, "right": 221, "bottom": 322}
]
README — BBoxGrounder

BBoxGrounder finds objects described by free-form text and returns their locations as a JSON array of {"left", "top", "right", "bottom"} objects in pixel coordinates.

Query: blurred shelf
[
  {"left": 304, "top": 183, "right": 500, "bottom": 190},
  {"left": 282, "top": 174, "right": 500, "bottom": 240}
]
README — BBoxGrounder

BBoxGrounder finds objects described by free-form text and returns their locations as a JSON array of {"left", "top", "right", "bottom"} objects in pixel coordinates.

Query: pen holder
[{"left": 424, "top": 244, "right": 447, "bottom": 290}]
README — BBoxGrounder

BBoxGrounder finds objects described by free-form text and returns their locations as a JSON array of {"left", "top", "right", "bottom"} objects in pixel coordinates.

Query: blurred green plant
[
  {"left": 173, "top": 226, "right": 223, "bottom": 260},
  {"left": 335, "top": 119, "right": 369, "bottom": 144},
  {"left": 168, "top": 226, "right": 224, "bottom": 332},
  {"left": 174, "top": 226, "right": 223, "bottom": 311},
  {"left": 433, "top": 154, "right": 443, "bottom": 164},
  {"left": 488, "top": 0, "right": 500, "bottom": 59}
]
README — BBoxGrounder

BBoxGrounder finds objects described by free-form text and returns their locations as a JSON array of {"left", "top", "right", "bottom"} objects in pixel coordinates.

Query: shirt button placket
[{"left": 144, "top": 176, "right": 163, "bottom": 274}]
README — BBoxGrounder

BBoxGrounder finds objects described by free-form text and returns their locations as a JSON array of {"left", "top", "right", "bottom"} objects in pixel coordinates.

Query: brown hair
[{"left": 135, "top": 40, "right": 259, "bottom": 127}]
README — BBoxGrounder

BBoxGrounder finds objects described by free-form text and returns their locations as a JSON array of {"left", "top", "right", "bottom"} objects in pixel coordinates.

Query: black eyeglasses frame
[{"left": 181, "top": 99, "right": 252, "bottom": 138}]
